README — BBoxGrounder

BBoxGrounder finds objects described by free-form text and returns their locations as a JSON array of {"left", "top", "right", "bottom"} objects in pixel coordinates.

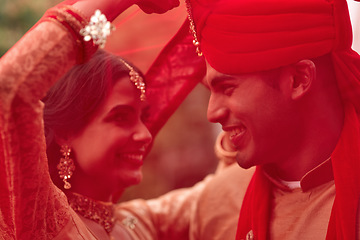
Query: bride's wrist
[{"left": 72, "top": 0, "right": 134, "bottom": 22}]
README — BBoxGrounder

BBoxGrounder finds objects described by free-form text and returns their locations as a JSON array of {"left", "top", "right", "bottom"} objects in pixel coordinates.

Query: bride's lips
[{"left": 117, "top": 153, "right": 144, "bottom": 167}]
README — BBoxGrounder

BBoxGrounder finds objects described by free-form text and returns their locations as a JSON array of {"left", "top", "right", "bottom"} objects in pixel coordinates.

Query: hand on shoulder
[
  {"left": 70, "top": 0, "right": 179, "bottom": 22},
  {"left": 135, "top": 0, "right": 180, "bottom": 14}
]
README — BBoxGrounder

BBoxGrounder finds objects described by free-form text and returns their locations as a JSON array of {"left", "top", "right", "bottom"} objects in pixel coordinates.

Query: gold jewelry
[
  {"left": 80, "top": 9, "right": 115, "bottom": 48},
  {"left": 67, "top": 192, "right": 115, "bottom": 234},
  {"left": 184, "top": 0, "right": 202, "bottom": 56},
  {"left": 119, "top": 58, "right": 146, "bottom": 101},
  {"left": 214, "top": 131, "right": 237, "bottom": 165},
  {"left": 122, "top": 217, "right": 138, "bottom": 230},
  {"left": 57, "top": 145, "right": 75, "bottom": 189}
]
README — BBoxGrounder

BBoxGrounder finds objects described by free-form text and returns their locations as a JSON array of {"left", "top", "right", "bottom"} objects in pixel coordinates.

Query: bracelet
[
  {"left": 214, "top": 131, "right": 237, "bottom": 165},
  {"left": 79, "top": 10, "right": 115, "bottom": 49},
  {"left": 80, "top": 10, "right": 115, "bottom": 48},
  {"left": 39, "top": 5, "right": 95, "bottom": 63},
  {"left": 39, "top": 6, "right": 114, "bottom": 63}
]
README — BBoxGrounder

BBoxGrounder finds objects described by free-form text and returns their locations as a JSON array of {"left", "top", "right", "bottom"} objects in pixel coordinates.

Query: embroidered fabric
[
  {"left": 0, "top": 9, "right": 98, "bottom": 239},
  {"left": 39, "top": 5, "right": 98, "bottom": 63},
  {"left": 67, "top": 192, "right": 115, "bottom": 234}
]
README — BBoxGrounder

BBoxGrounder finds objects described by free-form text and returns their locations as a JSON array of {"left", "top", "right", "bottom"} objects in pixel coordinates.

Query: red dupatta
[{"left": 143, "top": 19, "right": 206, "bottom": 138}]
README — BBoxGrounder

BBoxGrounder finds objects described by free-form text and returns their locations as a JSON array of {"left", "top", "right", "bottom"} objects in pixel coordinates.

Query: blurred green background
[{"left": 0, "top": 0, "right": 60, "bottom": 56}]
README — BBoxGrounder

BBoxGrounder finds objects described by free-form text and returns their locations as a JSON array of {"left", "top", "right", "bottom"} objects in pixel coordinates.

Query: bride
[{"left": 0, "top": 0, "right": 178, "bottom": 239}]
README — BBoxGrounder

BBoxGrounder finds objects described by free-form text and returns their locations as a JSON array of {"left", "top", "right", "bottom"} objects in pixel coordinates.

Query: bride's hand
[
  {"left": 71, "top": 0, "right": 179, "bottom": 22},
  {"left": 71, "top": 0, "right": 135, "bottom": 22},
  {"left": 135, "top": 0, "right": 180, "bottom": 14}
]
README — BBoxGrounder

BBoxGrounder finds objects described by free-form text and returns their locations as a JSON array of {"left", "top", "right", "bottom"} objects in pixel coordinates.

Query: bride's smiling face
[{"left": 68, "top": 76, "right": 152, "bottom": 195}]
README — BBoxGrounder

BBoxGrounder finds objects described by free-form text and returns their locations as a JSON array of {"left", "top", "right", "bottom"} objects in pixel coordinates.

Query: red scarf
[
  {"left": 144, "top": 20, "right": 206, "bottom": 138},
  {"left": 236, "top": 104, "right": 360, "bottom": 239}
]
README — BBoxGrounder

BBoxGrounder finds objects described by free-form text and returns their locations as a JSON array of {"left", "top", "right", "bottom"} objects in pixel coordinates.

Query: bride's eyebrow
[{"left": 104, "top": 105, "right": 134, "bottom": 120}]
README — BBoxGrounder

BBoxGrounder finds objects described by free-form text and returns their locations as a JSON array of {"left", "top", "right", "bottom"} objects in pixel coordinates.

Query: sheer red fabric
[{"left": 144, "top": 19, "right": 206, "bottom": 138}]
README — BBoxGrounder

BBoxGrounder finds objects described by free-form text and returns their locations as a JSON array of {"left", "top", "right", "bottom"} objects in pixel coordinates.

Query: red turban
[
  {"left": 191, "top": 0, "right": 336, "bottom": 74},
  {"left": 188, "top": 0, "right": 360, "bottom": 111}
]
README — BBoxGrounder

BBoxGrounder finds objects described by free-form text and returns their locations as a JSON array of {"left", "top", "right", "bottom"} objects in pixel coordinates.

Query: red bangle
[{"left": 38, "top": 5, "right": 98, "bottom": 63}]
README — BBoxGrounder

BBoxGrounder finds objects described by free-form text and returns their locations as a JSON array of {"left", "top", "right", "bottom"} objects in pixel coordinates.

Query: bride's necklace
[{"left": 67, "top": 192, "right": 115, "bottom": 234}]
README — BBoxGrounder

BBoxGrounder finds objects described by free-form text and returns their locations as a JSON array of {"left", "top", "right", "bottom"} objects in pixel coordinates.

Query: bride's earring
[{"left": 57, "top": 145, "right": 75, "bottom": 189}]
